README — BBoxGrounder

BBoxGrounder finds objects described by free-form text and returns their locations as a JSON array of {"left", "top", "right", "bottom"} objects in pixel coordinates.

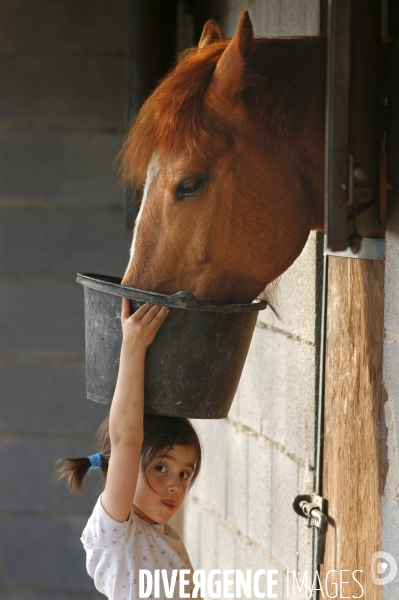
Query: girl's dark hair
[{"left": 58, "top": 414, "right": 202, "bottom": 496}]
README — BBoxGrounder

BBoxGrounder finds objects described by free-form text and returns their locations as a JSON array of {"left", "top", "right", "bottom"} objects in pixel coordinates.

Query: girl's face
[{"left": 133, "top": 444, "right": 198, "bottom": 524}]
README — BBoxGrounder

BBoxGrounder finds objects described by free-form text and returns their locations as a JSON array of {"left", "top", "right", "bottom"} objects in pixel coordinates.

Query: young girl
[{"left": 59, "top": 299, "right": 202, "bottom": 599}]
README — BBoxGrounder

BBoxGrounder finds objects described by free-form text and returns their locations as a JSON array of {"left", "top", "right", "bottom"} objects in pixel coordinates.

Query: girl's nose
[{"left": 168, "top": 476, "right": 182, "bottom": 493}]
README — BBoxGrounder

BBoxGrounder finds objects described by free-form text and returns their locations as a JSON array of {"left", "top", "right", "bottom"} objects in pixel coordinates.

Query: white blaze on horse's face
[{"left": 127, "top": 153, "right": 161, "bottom": 269}]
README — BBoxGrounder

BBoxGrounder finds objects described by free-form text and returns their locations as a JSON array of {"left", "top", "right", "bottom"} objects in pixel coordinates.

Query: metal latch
[{"left": 292, "top": 493, "right": 328, "bottom": 564}]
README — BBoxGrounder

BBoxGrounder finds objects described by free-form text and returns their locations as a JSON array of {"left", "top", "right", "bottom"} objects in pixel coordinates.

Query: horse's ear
[
  {"left": 198, "top": 19, "right": 226, "bottom": 48},
  {"left": 207, "top": 11, "right": 253, "bottom": 103}
]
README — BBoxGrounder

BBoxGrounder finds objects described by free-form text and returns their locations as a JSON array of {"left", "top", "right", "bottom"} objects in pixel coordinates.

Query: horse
[{"left": 119, "top": 11, "right": 326, "bottom": 305}]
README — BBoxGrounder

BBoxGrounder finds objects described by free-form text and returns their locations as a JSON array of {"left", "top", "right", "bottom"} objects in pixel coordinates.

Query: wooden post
[{"left": 320, "top": 256, "right": 386, "bottom": 597}]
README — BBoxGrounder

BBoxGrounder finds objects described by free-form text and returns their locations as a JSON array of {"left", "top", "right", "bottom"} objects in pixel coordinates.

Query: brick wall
[{"left": 0, "top": 1, "right": 131, "bottom": 597}]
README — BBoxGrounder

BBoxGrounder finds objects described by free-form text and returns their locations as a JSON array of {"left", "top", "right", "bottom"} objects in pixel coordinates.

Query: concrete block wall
[
  {"left": 182, "top": 3, "right": 322, "bottom": 597},
  {"left": 0, "top": 1, "right": 131, "bottom": 597},
  {"left": 382, "top": 199, "right": 399, "bottom": 599},
  {"left": 187, "top": 236, "right": 320, "bottom": 599}
]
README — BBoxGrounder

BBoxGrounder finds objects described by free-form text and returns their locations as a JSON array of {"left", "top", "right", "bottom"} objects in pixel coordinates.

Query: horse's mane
[{"left": 118, "top": 36, "right": 327, "bottom": 188}]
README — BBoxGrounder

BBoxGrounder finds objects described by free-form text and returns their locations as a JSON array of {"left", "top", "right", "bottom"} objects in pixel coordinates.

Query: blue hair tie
[{"left": 88, "top": 453, "right": 103, "bottom": 470}]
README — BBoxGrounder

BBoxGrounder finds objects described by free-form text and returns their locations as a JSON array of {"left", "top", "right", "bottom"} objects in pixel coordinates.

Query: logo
[{"left": 371, "top": 552, "right": 397, "bottom": 585}]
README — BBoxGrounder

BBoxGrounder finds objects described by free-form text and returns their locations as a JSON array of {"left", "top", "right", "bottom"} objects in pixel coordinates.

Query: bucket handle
[{"left": 76, "top": 273, "right": 267, "bottom": 313}]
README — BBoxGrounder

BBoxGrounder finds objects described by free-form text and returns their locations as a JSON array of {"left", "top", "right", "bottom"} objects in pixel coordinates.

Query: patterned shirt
[{"left": 81, "top": 495, "right": 194, "bottom": 599}]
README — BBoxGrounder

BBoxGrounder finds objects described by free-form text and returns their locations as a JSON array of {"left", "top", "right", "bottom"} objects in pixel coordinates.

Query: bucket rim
[{"left": 76, "top": 273, "right": 267, "bottom": 313}]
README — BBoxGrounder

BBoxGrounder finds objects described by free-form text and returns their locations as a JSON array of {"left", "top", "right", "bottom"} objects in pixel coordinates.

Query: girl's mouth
[{"left": 161, "top": 500, "right": 176, "bottom": 509}]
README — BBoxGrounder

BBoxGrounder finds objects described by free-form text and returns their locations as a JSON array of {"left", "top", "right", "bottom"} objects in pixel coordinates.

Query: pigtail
[
  {"left": 57, "top": 415, "right": 111, "bottom": 495},
  {"left": 57, "top": 456, "right": 93, "bottom": 495}
]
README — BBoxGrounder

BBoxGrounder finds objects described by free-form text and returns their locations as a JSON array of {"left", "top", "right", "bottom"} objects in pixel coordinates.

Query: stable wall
[
  {"left": 0, "top": 2, "right": 131, "bottom": 598},
  {"left": 182, "top": 3, "right": 322, "bottom": 598},
  {"left": 382, "top": 199, "right": 399, "bottom": 598}
]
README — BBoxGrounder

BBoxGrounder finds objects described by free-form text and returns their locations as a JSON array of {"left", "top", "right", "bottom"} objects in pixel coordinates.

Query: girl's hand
[{"left": 121, "top": 298, "right": 169, "bottom": 352}]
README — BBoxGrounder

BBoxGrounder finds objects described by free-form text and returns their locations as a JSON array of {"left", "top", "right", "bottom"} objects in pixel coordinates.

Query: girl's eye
[
  {"left": 176, "top": 178, "right": 204, "bottom": 200},
  {"left": 180, "top": 471, "right": 190, "bottom": 480},
  {"left": 155, "top": 465, "right": 166, "bottom": 473}
]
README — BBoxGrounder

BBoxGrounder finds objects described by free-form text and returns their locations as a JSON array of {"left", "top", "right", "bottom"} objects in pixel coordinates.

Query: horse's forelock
[
  {"left": 118, "top": 41, "right": 230, "bottom": 187},
  {"left": 118, "top": 35, "right": 326, "bottom": 188}
]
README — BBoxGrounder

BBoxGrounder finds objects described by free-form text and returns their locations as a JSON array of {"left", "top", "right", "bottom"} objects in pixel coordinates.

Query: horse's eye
[{"left": 176, "top": 178, "right": 204, "bottom": 200}]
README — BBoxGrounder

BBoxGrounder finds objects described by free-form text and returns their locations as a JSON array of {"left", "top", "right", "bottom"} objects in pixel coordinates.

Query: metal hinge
[
  {"left": 292, "top": 493, "right": 328, "bottom": 565},
  {"left": 323, "top": 236, "right": 385, "bottom": 261}
]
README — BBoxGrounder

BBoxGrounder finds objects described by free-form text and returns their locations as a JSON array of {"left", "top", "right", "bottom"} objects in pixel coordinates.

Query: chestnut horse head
[{"left": 120, "top": 12, "right": 326, "bottom": 304}]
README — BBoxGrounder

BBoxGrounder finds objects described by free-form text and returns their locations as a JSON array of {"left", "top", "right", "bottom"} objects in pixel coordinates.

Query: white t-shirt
[{"left": 81, "top": 495, "right": 194, "bottom": 600}]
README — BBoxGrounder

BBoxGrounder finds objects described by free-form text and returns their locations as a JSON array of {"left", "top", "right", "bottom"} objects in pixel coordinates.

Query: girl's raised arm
[{"left": 101, "top": 299, "right": 169, "bottom": 522}]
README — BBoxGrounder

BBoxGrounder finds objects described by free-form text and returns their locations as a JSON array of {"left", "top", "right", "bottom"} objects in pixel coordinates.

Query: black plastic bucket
[{"left": 77, "top": 273, "right": 267, "bottom": 419}]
